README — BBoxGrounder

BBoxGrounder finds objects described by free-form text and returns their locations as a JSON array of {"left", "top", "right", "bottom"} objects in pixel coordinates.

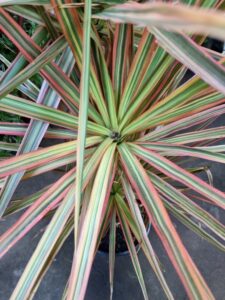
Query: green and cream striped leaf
[
  {"left": 75, "top": 0, "right": 92, "bottom": 248},
  {"left": 67, "top": 144, "right": 116, "bottom": 300},
  {"left": 9, "top": 138, "right": 112, "bottom": 299},
  {"left": 0, "top": 95, "right": 109, "bottom": 135},
  {"left": 118, "top": 31, "right": 154, "bottom": 121},
  {"left": 10, "top": 186, "right": 75, "bottom": 300},
  {"left": 0, "top": 142, "right": 19, "bottom": 152},
  {"left": 0, "top": 169, "right": 74, "bottom": 257},
  {"left": 93, "top": 32, "right": 118, "bottom": 129},
  {"left": 0, "top": 26, "right": 48, "bottom": 87},
  {"left": 0, "top": 56, "right": 39, "bottom": 101},
  {"left": 0, "top": 35, "right": 67, "bottom": 98},
  {"left": 121, "top": 176, "right": 174, "bottom": 299},
  {"left": 124, "top": 91, "right": 225, "bottom": 135},
  {"left": 138, "top": 104, "right": 225, "bottom": 142},
  {"left": 22, "top": 148, "right": 93, "bottom": 182},
  {"left": 29, "top": 216, "right": 73, "bottom": 298},
  {"left": 0, "top": 137, "right": 101, "bottom": 179},
  {"left": 118, "top": 142, "right": 214, "bottom": 299},
  {"left": 0, "top": 9, "right": 103, "bottom": 123},
  {"left": 0, "top": 47, "right": 75, "bottom": 218},
  {"left": 116, "top": 196, "right": 149, "bottom": 300},
  {"left": 164, "top": 199, "right": 225, "bottom": 253},
  {"left": 161, "top": 127, "right": 225, "bottom": 145},
  {"left": 4, "top": 186, "right": 50, "bottom": 217},
  {"left": 112, "top": 24, "right": 132, "bottom": 107},
  {"left": 150, "top": 173, "right": 225, "bottom": 242},
  {"left": 151, "top": 28, "right": 225, "bottom": 96},
  {"left": 130, "top": 143, "right": 225, "bottom": 210},
  {"left": 0, "top": 122, "right": 76, "bottom": 139},
  {"left": 109, "top": 206, "right": 116, "bottom": 300},
  {"left": 119, "top": 55, "right": 174, "bottom": 130},
  {"left": 138, "top": 142, "right": 225, "bottom": 164},
  {"left": 96, "top": 2, "right": 225, "bottom": 40},
  {"left": 52, "top": 0, "right": 110, "bottom": 126},
  {"left": 116, "top": 190, "right": 174, "bottom": 299}
]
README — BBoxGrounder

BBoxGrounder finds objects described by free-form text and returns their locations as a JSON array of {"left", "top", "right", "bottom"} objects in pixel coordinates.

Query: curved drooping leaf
[
  {"left": 96, "top": 2, "right": 225, "bottom": 40},
  {"left": 151, "top": 28, "right": 225, "bottom": 96}
]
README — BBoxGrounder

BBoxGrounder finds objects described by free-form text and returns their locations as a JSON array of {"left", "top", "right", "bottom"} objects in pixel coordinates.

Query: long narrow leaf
[
  {"left": 96, "top": 2, "right": 225, "bottom": 40},
  {"left": 10, "top": 186, "right": 75, "bottom": 300},
  {"left": 0, "top": 169, "right": 74, "bottom": 257},
  {"left": 116, "top": 197, "right": 149, "bottom": 300},
  {"left": 67, "top": 144, "right": 116, "bottom": 300},
  {"left": 151, "top": 28, "right": 225, "bottom": 96},
  {"left": 0, "top": 95, "right": 109, "bottom": 135},
  {"left": 52, "top": 0, "right": 110, "bottom": 126},
  {"left": 138, "top": 104, "right": 225, "bottom": 142},
  {"left": 138, "top": 142, "right": 225, "bottom": 164},
  {"left": 0, "top": 8, "right": 102, "bottom": 123},
  {"left": 0, "top": 35, "right": 67, "bottom": 98},
  {"left": 118, "top": 143, "right": 214, "bottom": 299},
  {"left": 150, "top": 172, "right": 225, "bottom": 242},
  {"left": 9, "top": 138, "right": 111, "bottom": 299},
  {"left": 109, "top": 206, "right": 116, "bottom": 300},
  {"left": 75, "top": 0, "right": 92, "bottom": 249},
  {"left": 121, "top": 176, "right": 174, "bottom": 299},
  {"left": 130, "top": 143, "right": 225, "bottom": 210}
]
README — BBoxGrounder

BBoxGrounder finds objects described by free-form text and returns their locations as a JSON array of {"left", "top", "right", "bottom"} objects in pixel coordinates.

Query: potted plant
[{"left": 1, "top": 0, "right": 225, "bottom": 299}]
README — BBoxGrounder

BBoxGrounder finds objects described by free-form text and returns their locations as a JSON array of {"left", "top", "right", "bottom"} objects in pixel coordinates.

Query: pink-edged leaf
[
  {"left": 151, "top": 28, "right": 225, "bottom": 96},
  {"left": 130, "top": 143, "right": 225, "bottom": 210},
  {"left": 121, "top": 176, "right": 174, "bottom": 299},
  {"left": 67, "top": 144, "right": 116, "bottom": 300},
  {"left": 118, "top": 142, "right": 214, "bottom": 299},
  {"left": 0, "top": 169, "right": 74, "bottom": 258},
  {"left": 116, "top": 196, "right": 149, "bottom": 300}
]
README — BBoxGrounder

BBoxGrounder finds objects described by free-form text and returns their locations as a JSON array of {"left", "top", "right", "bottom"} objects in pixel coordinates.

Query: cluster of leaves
[
  {"left": 1, "top": 0, "right": 225, "bottom": 299},
  {"left": 0, "top": 13, "right": 39, "bottom": 157}
]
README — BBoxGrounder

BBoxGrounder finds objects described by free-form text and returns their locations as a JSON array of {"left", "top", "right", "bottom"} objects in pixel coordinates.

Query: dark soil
[
  {"left": 99, "top": 205, "right": 150, "bottom": 254},
  {"left": 98, "top": 225, "right": 130, "bottom": 254}
]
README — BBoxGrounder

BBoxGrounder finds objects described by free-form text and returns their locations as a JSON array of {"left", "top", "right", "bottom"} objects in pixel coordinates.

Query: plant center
[{"left": 110, "top": 131, "right": 121, "bottom": 143}]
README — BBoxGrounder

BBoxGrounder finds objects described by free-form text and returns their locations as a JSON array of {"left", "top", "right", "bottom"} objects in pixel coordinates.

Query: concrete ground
[{"left": 1, "top": 118, "right": 225, "bottom": 299}]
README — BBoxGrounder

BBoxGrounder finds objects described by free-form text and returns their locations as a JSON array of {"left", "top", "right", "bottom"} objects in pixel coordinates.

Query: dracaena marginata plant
[{"left": 1, "top": 0, "right": 225, "bottom": 299}]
